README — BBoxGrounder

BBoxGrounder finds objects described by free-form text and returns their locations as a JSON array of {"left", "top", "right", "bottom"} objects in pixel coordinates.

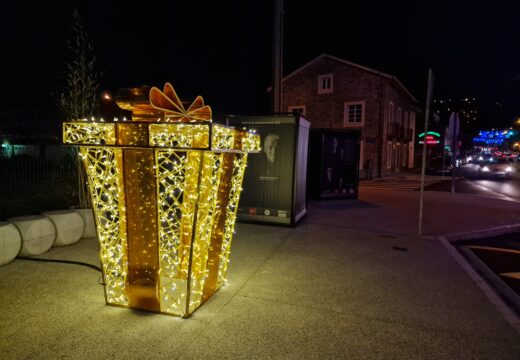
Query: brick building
[{"left": 281, "top": 54, "right": 420, "bottom": 178}]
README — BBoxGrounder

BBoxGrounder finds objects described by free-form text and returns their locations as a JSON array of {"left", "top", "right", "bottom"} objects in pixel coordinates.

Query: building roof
[{"left": 282, "top": 53, "right": 418, "bottom": 104}]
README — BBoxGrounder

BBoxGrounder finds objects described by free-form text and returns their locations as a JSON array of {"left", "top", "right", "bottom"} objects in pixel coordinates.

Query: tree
[
  {"left": 56, "top": 9, "right": 103, "bottom": 208},
  {"left": 58, "top": 9, "right": 102, "bottom": 120}
]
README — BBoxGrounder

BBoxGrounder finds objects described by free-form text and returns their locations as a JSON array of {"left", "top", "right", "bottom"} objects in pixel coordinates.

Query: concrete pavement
[
  {"left": 342, "top": 187, "right": 520, "bottom": 236},
  {"left": 1, "top": 188, "right": 519, "bottom": 359}
]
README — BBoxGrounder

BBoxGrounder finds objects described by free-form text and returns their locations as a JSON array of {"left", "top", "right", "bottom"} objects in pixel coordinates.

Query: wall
[{"left": 282, "top": 57, "right": 383, "bottom": 178}]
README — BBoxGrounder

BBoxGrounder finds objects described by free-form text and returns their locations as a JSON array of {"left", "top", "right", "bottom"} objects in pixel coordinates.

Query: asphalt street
[{"left": 422, "top": 164, "right": 520, "bottom": 203}]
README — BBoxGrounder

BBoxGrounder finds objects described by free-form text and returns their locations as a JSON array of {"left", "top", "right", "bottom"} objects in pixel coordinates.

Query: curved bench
[
  {"left": 8, "top": 215, "right": 56, "bottom": 256},
  {"left": 72, "top": 208, "right": 96, "bottom": 238},
  {"left": 0, "top": 222, "right": 22, "bottom": 266},
  {"left": 42, "top": 210, "right": 84, "bottom": 246}
]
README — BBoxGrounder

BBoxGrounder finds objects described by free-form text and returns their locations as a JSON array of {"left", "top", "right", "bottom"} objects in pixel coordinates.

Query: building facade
[
  {"left": 0, "top": 109, "right": 63, "bottom": 159},
  {"left": 281, "top": 54, "right": 419, "bottom": 178}
]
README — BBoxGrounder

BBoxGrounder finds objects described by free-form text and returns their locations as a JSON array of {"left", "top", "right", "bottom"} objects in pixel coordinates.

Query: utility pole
[
  {"left": 418, "top": 68, "right": 434, "bottom": 236},
  {"left": 272, "top": 0, "right": 284, "bottom": 113}
]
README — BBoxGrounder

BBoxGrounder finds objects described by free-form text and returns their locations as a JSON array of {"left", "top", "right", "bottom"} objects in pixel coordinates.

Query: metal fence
[{"left": 0, "top": 156, "right": 78, "bottom": 219}]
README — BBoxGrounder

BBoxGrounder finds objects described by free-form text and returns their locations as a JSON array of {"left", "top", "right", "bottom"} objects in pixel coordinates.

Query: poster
[
  {"left": 308, "top": 129, "right": 359, "bottom": 199},
  {"left": 320, "top": 133, "right": 358, "bottom": 197},
  {"left": 228, "top": 116, "right": 296, "bottom": 225}
]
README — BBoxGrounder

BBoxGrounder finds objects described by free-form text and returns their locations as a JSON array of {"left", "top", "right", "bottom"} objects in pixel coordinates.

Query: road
[
  {"left": 359, "top": 165, "right": 520, "bottom": 204},
  {"left": 422, "top": 177, "right": 520, "bottom": 203},
  {"left": 456, "top": 163, "right": 520, "bottom": 203},
  {"left": 421, "top": 178, "right": 520, "bottom": 203}
]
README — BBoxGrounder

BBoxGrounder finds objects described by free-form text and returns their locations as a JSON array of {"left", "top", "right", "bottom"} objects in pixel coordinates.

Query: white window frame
[
  {"left": 343, "top": 101, "right": 365, "bottom": 127},
  {"left": 317, "top": 74, "right": 334, "bottom": 94},
  {"left": 288, "top": 105, "right": 306, "bottom": 116}
]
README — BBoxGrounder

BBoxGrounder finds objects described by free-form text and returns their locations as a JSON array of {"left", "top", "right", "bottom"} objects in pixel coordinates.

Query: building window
[
  {"left": 386, "top": 141, "right": 392, "bottom": 169},
  {"left": 408, "top": 142, "right": 414, "bottom": 169},
  {"left": 402, "top": 143, "right": 407, "bottom": 167},
  {"left": 288, "top": 105, "right": 306, "bottom": 116},
  {"left": 359, "top": 139, "right": 364, "bottom": 170},
  {"left": 317, "top": 74, "right": 333, "bottom": 94},
  {"left": 397, "top": 107, "right": 402, "bottom": 126},
  {"left": 396, "top": 143, "right": 400, "bottom": 172},
  {"left": 344, "top": 101, "right": 365, "bottom": 127},
  {"left": 387, "top": 101, "right": 394, "bottom": 134},
  {"left": 408, "top": 112, "right": 416, "bottom": 169}
]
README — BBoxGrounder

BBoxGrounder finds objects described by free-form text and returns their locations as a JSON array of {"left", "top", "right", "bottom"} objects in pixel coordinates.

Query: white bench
[
  {"left": 7, "top": 215, "right": 56, "bottom": 256},
  {"left": 42, "top": 210, "right": 84, "bottom": 246},
  {"left": 0, "top": 222, "right": 22, "bottom": 266},
  {"left": 72, "top": 208, "right": 96, "bottom": 238}
]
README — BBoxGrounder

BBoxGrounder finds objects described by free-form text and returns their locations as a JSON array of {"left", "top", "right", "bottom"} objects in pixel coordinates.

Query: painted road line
[{"left": 465, "top": 180, "right": 519, "bottom": 203}]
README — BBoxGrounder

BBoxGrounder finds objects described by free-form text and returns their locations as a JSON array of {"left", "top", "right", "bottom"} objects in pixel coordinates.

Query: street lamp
[{"left": 102, "top": 91, "right": 112, "bottom": 101}]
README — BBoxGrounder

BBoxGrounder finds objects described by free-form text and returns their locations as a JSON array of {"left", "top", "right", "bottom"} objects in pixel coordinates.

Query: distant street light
[{"left": 102, "top": 92, "right": 112, "bottom": 101}]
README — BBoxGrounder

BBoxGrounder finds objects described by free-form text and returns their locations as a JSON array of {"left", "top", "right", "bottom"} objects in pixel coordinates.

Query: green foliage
[{"left": 56, "top": 9, "right": 103, "bottom": 208}]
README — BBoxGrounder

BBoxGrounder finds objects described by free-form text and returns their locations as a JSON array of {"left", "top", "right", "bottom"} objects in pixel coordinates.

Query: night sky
[{"left": 2, "top": 1, "right": 519, "bottom": 128}]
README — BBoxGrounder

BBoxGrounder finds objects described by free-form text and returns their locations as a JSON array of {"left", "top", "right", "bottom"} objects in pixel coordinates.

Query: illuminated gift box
[{"left": 63, "top": 83, "right": 260, "bottom": 317}]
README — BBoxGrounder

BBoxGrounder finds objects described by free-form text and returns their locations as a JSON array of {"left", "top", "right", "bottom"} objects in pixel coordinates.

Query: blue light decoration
[{"left": 472, "top": 129, "right": 517, "bottom": 145}]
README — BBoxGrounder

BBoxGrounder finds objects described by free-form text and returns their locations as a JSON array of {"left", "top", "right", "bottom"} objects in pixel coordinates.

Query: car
[
  {"left": 477, "top": 158, "right": 514, "bottom": 179},
  {"left": 426, "top": 153, "right": 453, "bottom": 175},
  {"left": 464, "top": 153, "right": 482, "bottom": 164}
]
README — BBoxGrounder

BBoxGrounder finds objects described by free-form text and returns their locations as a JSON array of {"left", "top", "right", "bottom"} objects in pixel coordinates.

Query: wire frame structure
[{"left": 63, "top": 83, "right": 260, "bottom": 317}]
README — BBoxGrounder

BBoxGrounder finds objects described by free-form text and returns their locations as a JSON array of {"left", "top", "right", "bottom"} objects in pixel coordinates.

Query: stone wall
[{"left": 282, "top": 55, "right": 418, "bottom": 178}]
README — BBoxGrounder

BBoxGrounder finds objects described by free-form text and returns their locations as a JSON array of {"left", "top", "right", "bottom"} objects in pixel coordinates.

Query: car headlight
[
  {"left": 482, "top": 166, "right": 490, "bottom": 172},
  {"left": 505, "top": 166, "right": 513, "bottom": 172},
  {"left": 478, "top": 156, "right": 484, "bottom": 161},
  {"left": 467, "top": 156, "right": 472, "bottom": 162}
]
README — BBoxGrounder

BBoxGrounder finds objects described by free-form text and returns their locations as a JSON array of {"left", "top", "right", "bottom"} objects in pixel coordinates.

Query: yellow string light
[{"left": 63, "top": 83, "right": 260, "bottom": 317}]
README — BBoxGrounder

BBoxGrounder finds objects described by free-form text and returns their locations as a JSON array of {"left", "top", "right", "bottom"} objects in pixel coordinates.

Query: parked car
[
  {"left": 426, "top": 154, "right": 453, "bottom": 175},
  {"left": 477, "top": 158, "right": 514, "bottom": 179}
]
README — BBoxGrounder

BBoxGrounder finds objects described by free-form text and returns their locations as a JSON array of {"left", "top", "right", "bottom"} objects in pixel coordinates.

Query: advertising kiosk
[
  {"left": 227, "top": 114, "right": 310, "bottom": 226},
  {"left": 308, "top": 128, "right": 360, "bottom": 200}
]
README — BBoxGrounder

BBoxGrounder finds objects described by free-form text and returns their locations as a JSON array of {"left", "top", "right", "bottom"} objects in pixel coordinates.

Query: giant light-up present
[{"left": 63, "top": 83, "right": 260, "bottom": 317}]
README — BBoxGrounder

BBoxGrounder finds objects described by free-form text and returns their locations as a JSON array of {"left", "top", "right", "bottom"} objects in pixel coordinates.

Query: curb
[
  {"left": 443, "top": 223, "right": 520, "bottom": 243},
  {"left": 438, "top": 225, "right": 520, "bottom": 336}
]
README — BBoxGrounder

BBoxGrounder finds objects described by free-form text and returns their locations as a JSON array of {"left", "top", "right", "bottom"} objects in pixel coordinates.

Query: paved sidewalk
[
  {"left": 318, "top": 188, "right": 520, "bottom": 236},
  {"left": 1, "top": 191, "right": 519, "bottom": 359}
]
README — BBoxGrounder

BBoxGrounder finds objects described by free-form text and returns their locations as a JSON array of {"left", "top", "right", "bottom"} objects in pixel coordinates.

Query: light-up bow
[{"left": 149, "top": 82, "right": 212, "bottom": 122}]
